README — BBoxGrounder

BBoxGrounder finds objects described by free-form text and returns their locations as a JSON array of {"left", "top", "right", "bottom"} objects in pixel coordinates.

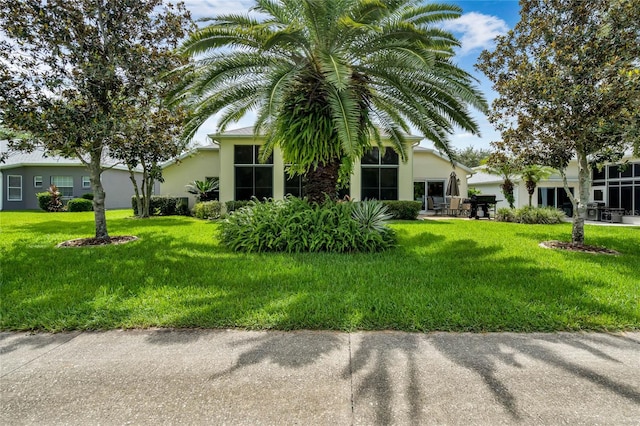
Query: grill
[{"left": 469, "top": 195, "right": 497, "bottom": 219}]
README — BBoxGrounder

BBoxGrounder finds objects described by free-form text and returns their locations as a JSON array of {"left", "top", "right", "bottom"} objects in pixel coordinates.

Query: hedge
[
  {"left": 131, "top": 196, "right": 190, "bottom": 216},
  {"left": 67, "top": 198, "right": 93, "bottom": 212},
  {"left": 380, "top": 200, "right": 422, "bottom": 220}
]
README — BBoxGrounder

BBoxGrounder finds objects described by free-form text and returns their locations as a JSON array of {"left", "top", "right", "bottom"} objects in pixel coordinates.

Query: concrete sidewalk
[{"left": 1, "top": 330, "right": 639, "bottom": 425}]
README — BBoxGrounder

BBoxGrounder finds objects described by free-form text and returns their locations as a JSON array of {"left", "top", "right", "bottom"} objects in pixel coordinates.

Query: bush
[
  {"left": 81, "top": 193, "right": 94, "bottom": 200},
  {"left": 496, "top": 207, "right": 516, "bottom": 222},
  {"left": 225, "top": 200, "right": 251, "bottom": 213},
  {"left": 67, "top": 198, "right": 93, "bottom": 212},
  {"left": 131, "top": 196, "right": 190, "bottom": 216},
  {"left": 495, "top": 206, "right": 565, "bottom": 224},
  {"left": 219, "top": 197, "right": 396, "bottom": 253},
  {"left": 193, "top": 201, "right": 223, "bottom": 220},
  {"left": 36, "top": 185, "right": 64, "bottom": 212},
  {"left": 380, "top": 200, "right": 422, "bottom": 220}
]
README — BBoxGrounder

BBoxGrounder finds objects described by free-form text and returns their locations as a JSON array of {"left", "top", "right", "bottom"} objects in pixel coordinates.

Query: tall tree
[
  {"left": 455, "top": 146, "right": 492, "bottom": 168},
  {"left": 0, "top": 0, "right": 191, "bottom": 240},
  {"left": 171, "top": 0, "right": 487, "bottom": 203},
  {"left": 477, "top": 0, "right": 640, "bottom": 244}
]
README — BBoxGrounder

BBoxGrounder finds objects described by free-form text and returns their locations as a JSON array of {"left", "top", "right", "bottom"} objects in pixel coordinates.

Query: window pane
[
  {"left": 634, "top": 163, "right": 640, "bottom": 177},
  {"left": 51, "top": 176, "right": 73, "bottom": 197},
  {"left": 34, "top": 176, "right": 43, "bottom": 187},
  {"left": 381, "top": 149, "right": 399, "bottom": 165},
  {"left": 592, "top": 167, "right": 605, "bottom": 180},
  {"left": 8, "top": 175, "right": 21, "bottom": 187},
  {"left": 361, "top": 187, "right": 379, "bottom": 200},
  {"left": 380, "top": 168, "right": 398, "bottom": 188},
  {"left": 82, "top": 176, "right": 91, "bottom": 188},
  {"left": 255, "top": 147, "right": 273, "bottom": 164},
  {"left": 621, "top": 186, "right": 632, "bottom": 213},
  {"left": 8, "top": 188, "right": 21, "bottom": 200},
  {"left": 621, "top": 165, "right": 633, "bottom": 178},
  {"left": 593, "top": 189, "right": 604, "bottom": 201},
  {"left": 361, "top": 168, "right": 379, "bottom": 188},
  {"left": 235, "top": 167, "right": 254, "bottom": 188},
  {"left": 234, "top": 145, "right": 254, "bottom": 164},
  {"left": 607, "top": 165, "right": 619, "bottom": 179},
  {"left": 254, "top": 167, "right": 273, "bottom": 188},
  {"left": 361, "top": 148, "right": 379, "bottom": 165},
  {"left": 235, "top": 187, "right": 254, "bottom": 201},
  {"left": 285, "top": 175, "right": 302, "bottom": 197},
  {"left": 379, "top": 188, "right": 398, "bottom": 200},
  {"left": 254, "top": 187, "right": 273, "bottom": 200},
  {"left": 608, "top": 187, "right": 620, "bottom": 208},
  {"left": 635, "top": 186, "right": 640, "bottom": 215}
]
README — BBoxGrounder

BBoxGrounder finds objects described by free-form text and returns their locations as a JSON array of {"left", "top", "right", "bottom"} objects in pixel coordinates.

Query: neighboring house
[
  {"left": 0, "top": 140, "right": 142, "bottom": 211},
  {"left": 160, "top": 127, "right": 472, "bottom": 211},
  {"left": 467, "top": 152, "right": 640, "bottom": 224}
]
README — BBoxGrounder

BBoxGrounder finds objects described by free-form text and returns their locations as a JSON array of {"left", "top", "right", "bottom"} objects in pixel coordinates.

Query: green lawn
[{"left": 1, "top": 210, "right": 638, "bottom": 332}]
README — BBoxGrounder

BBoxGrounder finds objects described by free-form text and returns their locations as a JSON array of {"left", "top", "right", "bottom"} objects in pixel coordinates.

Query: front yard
[{"left": 1, "top": 210, "right": 638, "bottom": 332}]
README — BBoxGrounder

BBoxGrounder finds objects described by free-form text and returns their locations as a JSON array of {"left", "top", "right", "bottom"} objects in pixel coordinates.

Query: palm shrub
[
  {"left": 185, "top": 179, "right": 219, "bottom": 202},
  {"left": 219, "top": 197, "right": 395, "bottom": 253},
  {"left": 171, "top": 0, "right": 487, "bottom": 203}
]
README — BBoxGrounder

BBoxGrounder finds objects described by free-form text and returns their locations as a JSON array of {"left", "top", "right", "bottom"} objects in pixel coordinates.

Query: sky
[{"left": 181, "top": 0, "right": 522, "bottom": 151}]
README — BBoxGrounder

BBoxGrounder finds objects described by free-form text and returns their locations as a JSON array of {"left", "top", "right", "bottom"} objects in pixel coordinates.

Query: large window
[
  {"left": 538, "top": 187, "right": 574, "bottom": 209},
  {"left": 7, "top": 175, "right": 22, "bottom": 201},
  {"left": 361, "top": 147, "right": 399, "bottom": 200},
  {"left": 591, "top": 161, "right": 640, "bottom": 216},
  {"left": 51, "top": 176, "right": 74, "bottom": 198},
  {"left": 234, "top": 145, "right": 273, "bottom": 200}
]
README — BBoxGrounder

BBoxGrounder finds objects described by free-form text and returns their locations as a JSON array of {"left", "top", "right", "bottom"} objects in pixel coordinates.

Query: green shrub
[
  {"left": 36, "top": 185, "right": 64, "bottom": 212},
  {"left": 219, "top": 197, "right": 395, "bottom": 253},
  {"left": 36, "top": 192, "right": 52, "bottom": 211},
  {"left": 67, "top": 198, "right": 93, "bottom": 212},
  {"left": 131, "top": 196, "right": 190, "bottom": 216},
  {"left": 495, "top": 206, "right": 565, "bottom": 224},
  {"left": 81, "top": 193, "right": 94, "bottom": 200},
  {"left": 496, "top": 207, "right": 516, "bottom": 222},
  {"left": 225, "top": 200, "right": 251, "bottom": 213},
  {"left": 380, "top": 200, "right": 422, "bottom": 220},
  {"left": 193, "top": 201, "right": 223, "bottom": 220}
]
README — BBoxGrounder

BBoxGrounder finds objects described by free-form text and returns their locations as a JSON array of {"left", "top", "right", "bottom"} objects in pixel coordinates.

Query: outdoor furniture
[
  {"left": 447, "top": 197, "right": 461, "bottom": 216},
  {"left": 458, "top": 201, "right": 472, "bottom": 217},
  {"left": 601, "top": 207, "right": 625, "bottom": 223}
]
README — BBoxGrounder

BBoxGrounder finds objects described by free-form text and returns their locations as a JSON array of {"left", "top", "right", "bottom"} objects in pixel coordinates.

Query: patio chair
[
  {"left": 458, "top": 201, "right": 472, "bottom": 217},
  {"left": 447, "top": 197, "right": 461, "bottom": 216}
]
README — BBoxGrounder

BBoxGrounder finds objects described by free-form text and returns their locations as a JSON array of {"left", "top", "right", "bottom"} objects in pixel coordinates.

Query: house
[
  {"left": 160, "top": 127, "right": 472, "bottom": 211},
  {"left": 467, "top": 152, "right": 640, "bottom": 224},
  {"left": 0, "top": 140, "right": 142, "bottom": 211}
]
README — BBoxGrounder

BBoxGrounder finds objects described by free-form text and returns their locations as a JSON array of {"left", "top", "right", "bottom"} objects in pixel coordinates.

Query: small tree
[
  {"left": 477, "top": 0, "right": 639, "bottom": 244},
  {"left": 0, "top": 0, "right": 192, "bottom": 240},
  {"left": 485, "top": 152, "right": 520, "bottom": 208},
  {"left": 521, "top": 165, "right": 555, "bottom": 207}
]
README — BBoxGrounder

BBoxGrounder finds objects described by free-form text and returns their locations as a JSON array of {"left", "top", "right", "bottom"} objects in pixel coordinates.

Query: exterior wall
[
  {"left": 413, "top": 151, "right": 470, "bottom": 197},
  {"left": 0, "top": 165, "right": 139, "bottom": 211},
  {"left": 161, "top": 149, "right": 221, "bottom": 207}
]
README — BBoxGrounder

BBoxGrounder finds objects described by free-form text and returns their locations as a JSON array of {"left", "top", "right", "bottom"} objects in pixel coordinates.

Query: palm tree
[
  {"left": 521, "top": 165, "right": 555, "bottom": 207},
  {"left": 485, "top": 152, "right": 520, "bottom": 208},
  {"left": 172, "top": 0, "right": 487, "bottom": 202}
]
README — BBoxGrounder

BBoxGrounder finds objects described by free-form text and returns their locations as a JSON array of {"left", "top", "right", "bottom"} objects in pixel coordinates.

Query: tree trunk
[
  {"left": 144, "top": 169, "right": 153, "bottom": 218},
  {"left": 570, "top": 152, "right": 591, "bottom": 245},
  {"left": 128, "top": 167, "right": 144, "bottom": 218},
  {"left": 304, "top": 158, "right": 341, "bottom": 204},
  {"left": 89, "top": 153, "right": 110, "bottom": 241}
]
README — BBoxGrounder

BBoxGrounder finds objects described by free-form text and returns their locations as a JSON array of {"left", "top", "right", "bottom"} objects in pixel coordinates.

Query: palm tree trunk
[{"left": 304, "top": 158, "right": 341, "bottom": 204}]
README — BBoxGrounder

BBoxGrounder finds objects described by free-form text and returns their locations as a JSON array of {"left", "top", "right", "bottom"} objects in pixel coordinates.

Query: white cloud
[
  {"left": 182, "top": 0, "right": 255, "bottom": 20},
  {"left": 441, "top": 12, "right": 508, "bottom": 56}
]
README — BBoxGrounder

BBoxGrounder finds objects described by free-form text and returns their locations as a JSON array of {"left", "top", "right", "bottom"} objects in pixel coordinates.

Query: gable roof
[
  {"left": 209, "top": 126, "right": 423, "bottom": 142},
  {"left": 413, "top": 145, "right": 475, "bottom": 174},
  {"left": 0, "top": 140, "right": 131, "bottom": 171}
]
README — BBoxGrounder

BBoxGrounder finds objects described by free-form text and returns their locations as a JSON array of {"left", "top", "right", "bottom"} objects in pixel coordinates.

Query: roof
[
  {"left": 0, "top": 140, "right": 132, "bottom": 171},
  {"left": 209, "top": 126, "right": 423, "bottom": 142},
  {"left": 160, "top": 143, "right": 219, "bottom": 168}
]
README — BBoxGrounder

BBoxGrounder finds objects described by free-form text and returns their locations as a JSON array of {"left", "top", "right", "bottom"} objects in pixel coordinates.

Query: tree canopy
[
  {"left": 171, "top": 0, "right": 487, "bottom": 202},
  {"left": 477, "top": 0, "right": 640, "bottom": 243},
  {"left": 0, "top": 0, "right": 192, "bottom": 239}
]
